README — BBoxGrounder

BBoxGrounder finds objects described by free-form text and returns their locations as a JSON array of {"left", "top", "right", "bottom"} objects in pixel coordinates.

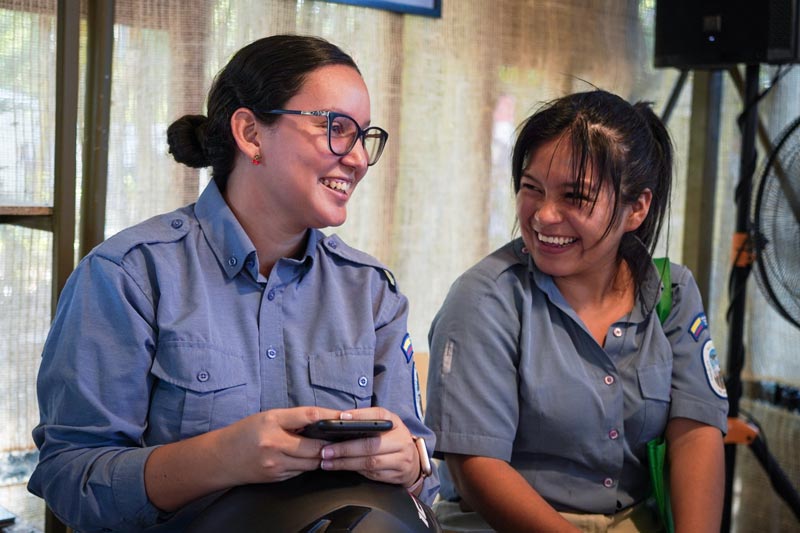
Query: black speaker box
[{"left": 655, "top": 0, "right": 800, "bottom": 69}]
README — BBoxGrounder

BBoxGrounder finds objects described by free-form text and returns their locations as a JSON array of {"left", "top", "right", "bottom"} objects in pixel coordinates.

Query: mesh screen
[
  {"left": 733, "top": 400, "right": 800, "bottom": 533},
  {"left": 0, "top": 1, "right": 57, "bottom": 527},
  {"left": 1, "top": 0, "right": 799, "bottom": 530}
]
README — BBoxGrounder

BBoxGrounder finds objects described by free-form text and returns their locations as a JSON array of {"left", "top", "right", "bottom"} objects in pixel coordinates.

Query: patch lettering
[
  {"left": 689, "top": 313, "right": 708, "bottom": 342},
  {"left": 702, "top": 339, "right": 727, "bottom": 398}
]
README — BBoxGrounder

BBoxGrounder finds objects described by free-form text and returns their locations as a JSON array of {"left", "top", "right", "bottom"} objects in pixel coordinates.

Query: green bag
[
  {"left": 648, "top": 257, "right": 674, "bottom": 533},
  {"left": 647, "top": 436, "right": 674, "bottom": 533}
]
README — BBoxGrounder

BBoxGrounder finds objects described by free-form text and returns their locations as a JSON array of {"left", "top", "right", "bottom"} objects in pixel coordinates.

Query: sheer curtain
[
  {"left": 0, "top": 1, "right": 58, "bottom": 526},
  {"left": 1, "top": 0, "right": 798, "bottom": 530}
]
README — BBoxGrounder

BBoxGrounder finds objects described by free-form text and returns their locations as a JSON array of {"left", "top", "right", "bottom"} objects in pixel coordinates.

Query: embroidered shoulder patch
[
  {"left": 689, "top": 313, "right": 708, "bottom": 342},
  {"left": 702, "top": 339, "right": 727, "bottom": 398},
  {"left": 401, "top": 333, "right": 414, "bottom": 363}
]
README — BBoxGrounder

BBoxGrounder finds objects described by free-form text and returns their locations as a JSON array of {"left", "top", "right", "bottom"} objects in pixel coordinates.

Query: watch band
[
  {"left": 413, "top": 436, "right": 432, "bottom": 477},
  {"left": 406, "top": 436, "right": 432, "bottom": 494}
]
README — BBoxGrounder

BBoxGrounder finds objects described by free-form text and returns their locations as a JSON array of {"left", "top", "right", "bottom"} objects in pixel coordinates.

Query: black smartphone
[{"left": 300, "top": 419, "right": 393, "bottom": 442}]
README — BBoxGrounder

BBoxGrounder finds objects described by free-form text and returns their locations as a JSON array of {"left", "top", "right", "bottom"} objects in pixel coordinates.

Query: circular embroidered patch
[{"left": 702, "top": 339, "right": 727, "bottom": 398}]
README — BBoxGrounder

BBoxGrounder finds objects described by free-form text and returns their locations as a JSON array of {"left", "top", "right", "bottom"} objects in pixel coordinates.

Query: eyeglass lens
[{"left": 329, "top": 114, "right": 386, "bottom": 165}]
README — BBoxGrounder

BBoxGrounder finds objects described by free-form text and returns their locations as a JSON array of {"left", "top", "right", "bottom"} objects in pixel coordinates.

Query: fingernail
[
  {"left": 321, "top": 447, "right": 333, "bottom": 459},
  {"left": 321, "top": 460, "right": 332, "bottom": 470},
  {"left": 339, "top": 412, "right": 353, "bottom": 420}
]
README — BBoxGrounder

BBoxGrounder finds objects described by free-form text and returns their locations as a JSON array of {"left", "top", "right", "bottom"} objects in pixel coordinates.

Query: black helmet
[{"left": 188, "top": 470, "right": 441, "bottom": 533}]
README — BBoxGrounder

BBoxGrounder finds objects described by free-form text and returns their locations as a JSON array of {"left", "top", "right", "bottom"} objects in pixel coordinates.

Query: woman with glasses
[{"left": 29, "top": 35, "right": 437, "bottom": 532}]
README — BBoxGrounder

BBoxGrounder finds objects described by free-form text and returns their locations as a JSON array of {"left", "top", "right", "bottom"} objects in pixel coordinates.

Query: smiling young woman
[
  {"left": 28, "top": 35, "right": 436, "bottom": 532},
  {"left": 426, "top": 90, "right": 728, "bottom": 533}
]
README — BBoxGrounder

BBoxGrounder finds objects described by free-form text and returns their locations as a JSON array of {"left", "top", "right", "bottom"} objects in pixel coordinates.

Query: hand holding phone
[{"left": 300, "top": 419, "right": 393, "bottom": 442}]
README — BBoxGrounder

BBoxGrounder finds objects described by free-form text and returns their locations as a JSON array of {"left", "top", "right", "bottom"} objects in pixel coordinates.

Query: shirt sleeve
[
  {"left": 425, "top": 270, "right": 522, "bottom": 462},
  {"left": 370, "top": 272, "right": 440, "bottom": 505},
  {"left": 663, "top": 265, "right": 729, "bottom": 433},
  {"left": 28, "top": 253, "right": 166, "bottom": 532}
]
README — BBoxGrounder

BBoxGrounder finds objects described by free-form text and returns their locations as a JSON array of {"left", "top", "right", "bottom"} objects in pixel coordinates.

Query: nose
[
  {"left": 534, "top": 197, "right": 562, "bottom": 225},
  {"left": 340, "top": 139, "right": 369, "bottom": 172}
]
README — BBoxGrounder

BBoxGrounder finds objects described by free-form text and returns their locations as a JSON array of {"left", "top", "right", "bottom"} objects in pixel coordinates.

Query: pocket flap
[
  {"left": 638, "top": 363, "right": 672, "bottom": 402},
  {"left": 309, "top": 348, "right": 374, "bottom": 398},
  {"left": 152, "top": 341, "right": 247, "bottom": 393}
]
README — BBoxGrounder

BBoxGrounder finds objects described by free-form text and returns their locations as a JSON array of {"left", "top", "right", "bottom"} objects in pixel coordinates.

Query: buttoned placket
[
  {"left": 258, "top": 274, "right": 288, "bottom": 409},
  {"left": 256, "top": 259, "right": 311, "bottom": 410},
  {"left": 599, "top": 321, "right": 631, "bottom": 502}
]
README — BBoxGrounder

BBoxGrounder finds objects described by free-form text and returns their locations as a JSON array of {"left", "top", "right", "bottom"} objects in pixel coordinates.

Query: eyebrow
[
  {"left": 521, "top": 172, "right": 581, "bottom": 190},
  {"left": 327, "top": 108, "right": 373, "bottom": 128}
]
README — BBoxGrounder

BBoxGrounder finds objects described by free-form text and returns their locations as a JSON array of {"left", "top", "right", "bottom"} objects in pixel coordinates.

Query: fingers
[
  {"left": 318, "top": 430, "right": 419, "bottom": 486},
  {"left": 320, "top": 447, "right": 413, "bottom": 485},
  {"left": 272, "top": 406, "right": 343, "bottom": 432},
  {"left": 236, "top": 407, "right": 418, "bottom": 486},
  {"left": 268, "top": 455, "right": 323, "bottom": 479},
  {"left": 319, "top": 407, "right": 410, "bottom": 460},
  {"left": 339, "top": 406, "right": 393, "bottom": 421}
]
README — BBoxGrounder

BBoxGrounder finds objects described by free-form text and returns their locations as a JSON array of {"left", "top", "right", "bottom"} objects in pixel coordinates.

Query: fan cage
[{"left": 751, "top": 114, "right": 800, "bottom": 330}]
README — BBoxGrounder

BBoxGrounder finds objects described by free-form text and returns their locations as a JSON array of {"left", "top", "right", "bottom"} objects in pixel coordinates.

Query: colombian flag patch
[
  {"left": 689, "top": 313, "right": 708, "bottom": 342},
  {"left": 401, "top": 333, "right": 414, "bottom": 363}
]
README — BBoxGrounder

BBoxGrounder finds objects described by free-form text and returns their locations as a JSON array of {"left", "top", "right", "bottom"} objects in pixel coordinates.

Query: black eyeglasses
[{"left": 262, "top": 109, "right": 388, "bottom": 166}]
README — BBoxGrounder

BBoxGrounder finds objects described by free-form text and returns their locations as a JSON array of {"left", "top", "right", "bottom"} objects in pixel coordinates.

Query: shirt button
[
  {"left": 609, "top": 429, "right": 619, "bottom": 440},
  {"left": 603, "top": 478, "right": 615, "bottom": 488},
  {"left": 197, "top": 371, "right": 209, "bottom": 382},
  {"left": 612, "top": 327, "right": 623, "bottom": 337},
  {"left": 170, "top": 219, "right": 183, "bottom": 229},
  {"left": 329, "top": 240, "right": 338, "bottom": 249},
  {"left": 358, "top": 376, "right": 368, "bottom": 387},
  {"left": 228, "top": 256, "right": 237, "bottom": 267},
  {"left": 604, "top": 375, "right": 615, "bottom": 385},
  {"left": 266, "top": 348, "right": 277, "bottom": 359},
  {"left": 267, "top": 289, "right": 276, "bottom": 301},
  {"left": 521, "top": 246, "right": 529, "bottom": 254}
]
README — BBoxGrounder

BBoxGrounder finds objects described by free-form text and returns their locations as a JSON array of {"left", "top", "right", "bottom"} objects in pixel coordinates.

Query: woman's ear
[
  {"left": 230, "top": 107, "right": 261, "bottom": 159},
  {"left": 624, "top": 188, "right": 653, "bottom": 232}
]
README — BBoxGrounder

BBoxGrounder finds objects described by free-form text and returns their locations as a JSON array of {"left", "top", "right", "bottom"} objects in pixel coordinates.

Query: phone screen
[{"left": 300, "top": 419, "right": 393, "bottom": 441}]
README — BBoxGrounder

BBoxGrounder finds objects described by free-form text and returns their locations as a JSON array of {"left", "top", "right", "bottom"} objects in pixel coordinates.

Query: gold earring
[{"left": 251, "top": 154, "right": 262, "bottom": 166}]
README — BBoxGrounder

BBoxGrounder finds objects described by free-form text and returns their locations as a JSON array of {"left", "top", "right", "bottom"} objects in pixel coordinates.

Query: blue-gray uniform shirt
[
  {"left": 425, "top": 238, "right": 727, "bottom": 515},
  {"left": 29, "top": 180, "right": 438, "bottom": 532}
]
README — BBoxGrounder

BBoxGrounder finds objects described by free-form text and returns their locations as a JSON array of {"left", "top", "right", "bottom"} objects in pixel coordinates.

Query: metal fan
[{"left": 750, "top": 114, "right": 800, "bottom": 329}]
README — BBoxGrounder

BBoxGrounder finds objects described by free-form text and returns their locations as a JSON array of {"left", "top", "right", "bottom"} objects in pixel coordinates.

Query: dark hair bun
[{"left": 167, "top": 114, "right": 210, "bottom": 168}]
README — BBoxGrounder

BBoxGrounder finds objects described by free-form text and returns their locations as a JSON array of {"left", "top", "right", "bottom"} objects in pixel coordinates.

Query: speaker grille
[{"left": 655, "top": 0, "right": 800, "bottom": 68}]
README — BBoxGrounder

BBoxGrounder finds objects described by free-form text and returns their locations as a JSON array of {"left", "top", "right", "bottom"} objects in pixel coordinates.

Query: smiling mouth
[
  {"left": 321, "top": 178, "right": 351, "bottom": 193},
  {"left": 537, "top": 232, "right": 577, "bottom": 247}
]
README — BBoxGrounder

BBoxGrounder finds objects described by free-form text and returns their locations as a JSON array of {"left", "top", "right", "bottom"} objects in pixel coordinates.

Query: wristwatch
[
  {"left": 413, "top": 436, "right": 432, "bottom": 477},
  {"left": 407, "top": 436, "right": 432, "bottom": 493}
]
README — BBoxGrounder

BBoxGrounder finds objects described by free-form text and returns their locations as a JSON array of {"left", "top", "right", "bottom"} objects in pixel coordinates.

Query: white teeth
[
  {"left": 321, "top": 179, "right": 350, "bottom": 192},
  {"left": 537, "top": 232, "right": 576, "bottom": 246}
]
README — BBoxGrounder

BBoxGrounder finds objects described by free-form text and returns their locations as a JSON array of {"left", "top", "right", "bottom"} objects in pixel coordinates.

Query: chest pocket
[
  {"left": 309, "top": 348, "right": 374, "bottom": 410},
  {"left": 149, "top": 342, "right": 248, "bottom": 440},
  {"left": 635, "top": 362, "right": 672, "bottom": 443}
]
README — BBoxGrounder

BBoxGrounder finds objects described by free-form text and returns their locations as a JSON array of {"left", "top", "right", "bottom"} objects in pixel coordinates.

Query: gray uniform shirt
[
  {"left": 29, "top": 180, "right": 437, "bottom": 532},
  {"left": 425, "top": 238, "right": 727, "bottom": 514}
]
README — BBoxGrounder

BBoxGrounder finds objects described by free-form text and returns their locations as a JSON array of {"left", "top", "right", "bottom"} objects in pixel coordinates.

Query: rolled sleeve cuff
[
  {"left": 432, "top": 431, "right": 513, "bottom": 461},
  {"left": 670, "top": 390, "right": 729, "bottom": 434},
  {"left": 419, "top": 475, "right": 441, "bottom": 506},
  {"left": 112, "top": 446, "right": 163, "bottom": 527}
]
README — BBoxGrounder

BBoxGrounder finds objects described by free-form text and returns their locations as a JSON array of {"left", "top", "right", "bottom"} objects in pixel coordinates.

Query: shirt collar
[
  {"left": 194, "top": 180, "right": 322, "bottom": 280},
  {"left": 194, "top": 180, "right": 257, "bottom": 279},
  {"left": 528, "top": 239, "right": 662, "bottom": 324}
]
